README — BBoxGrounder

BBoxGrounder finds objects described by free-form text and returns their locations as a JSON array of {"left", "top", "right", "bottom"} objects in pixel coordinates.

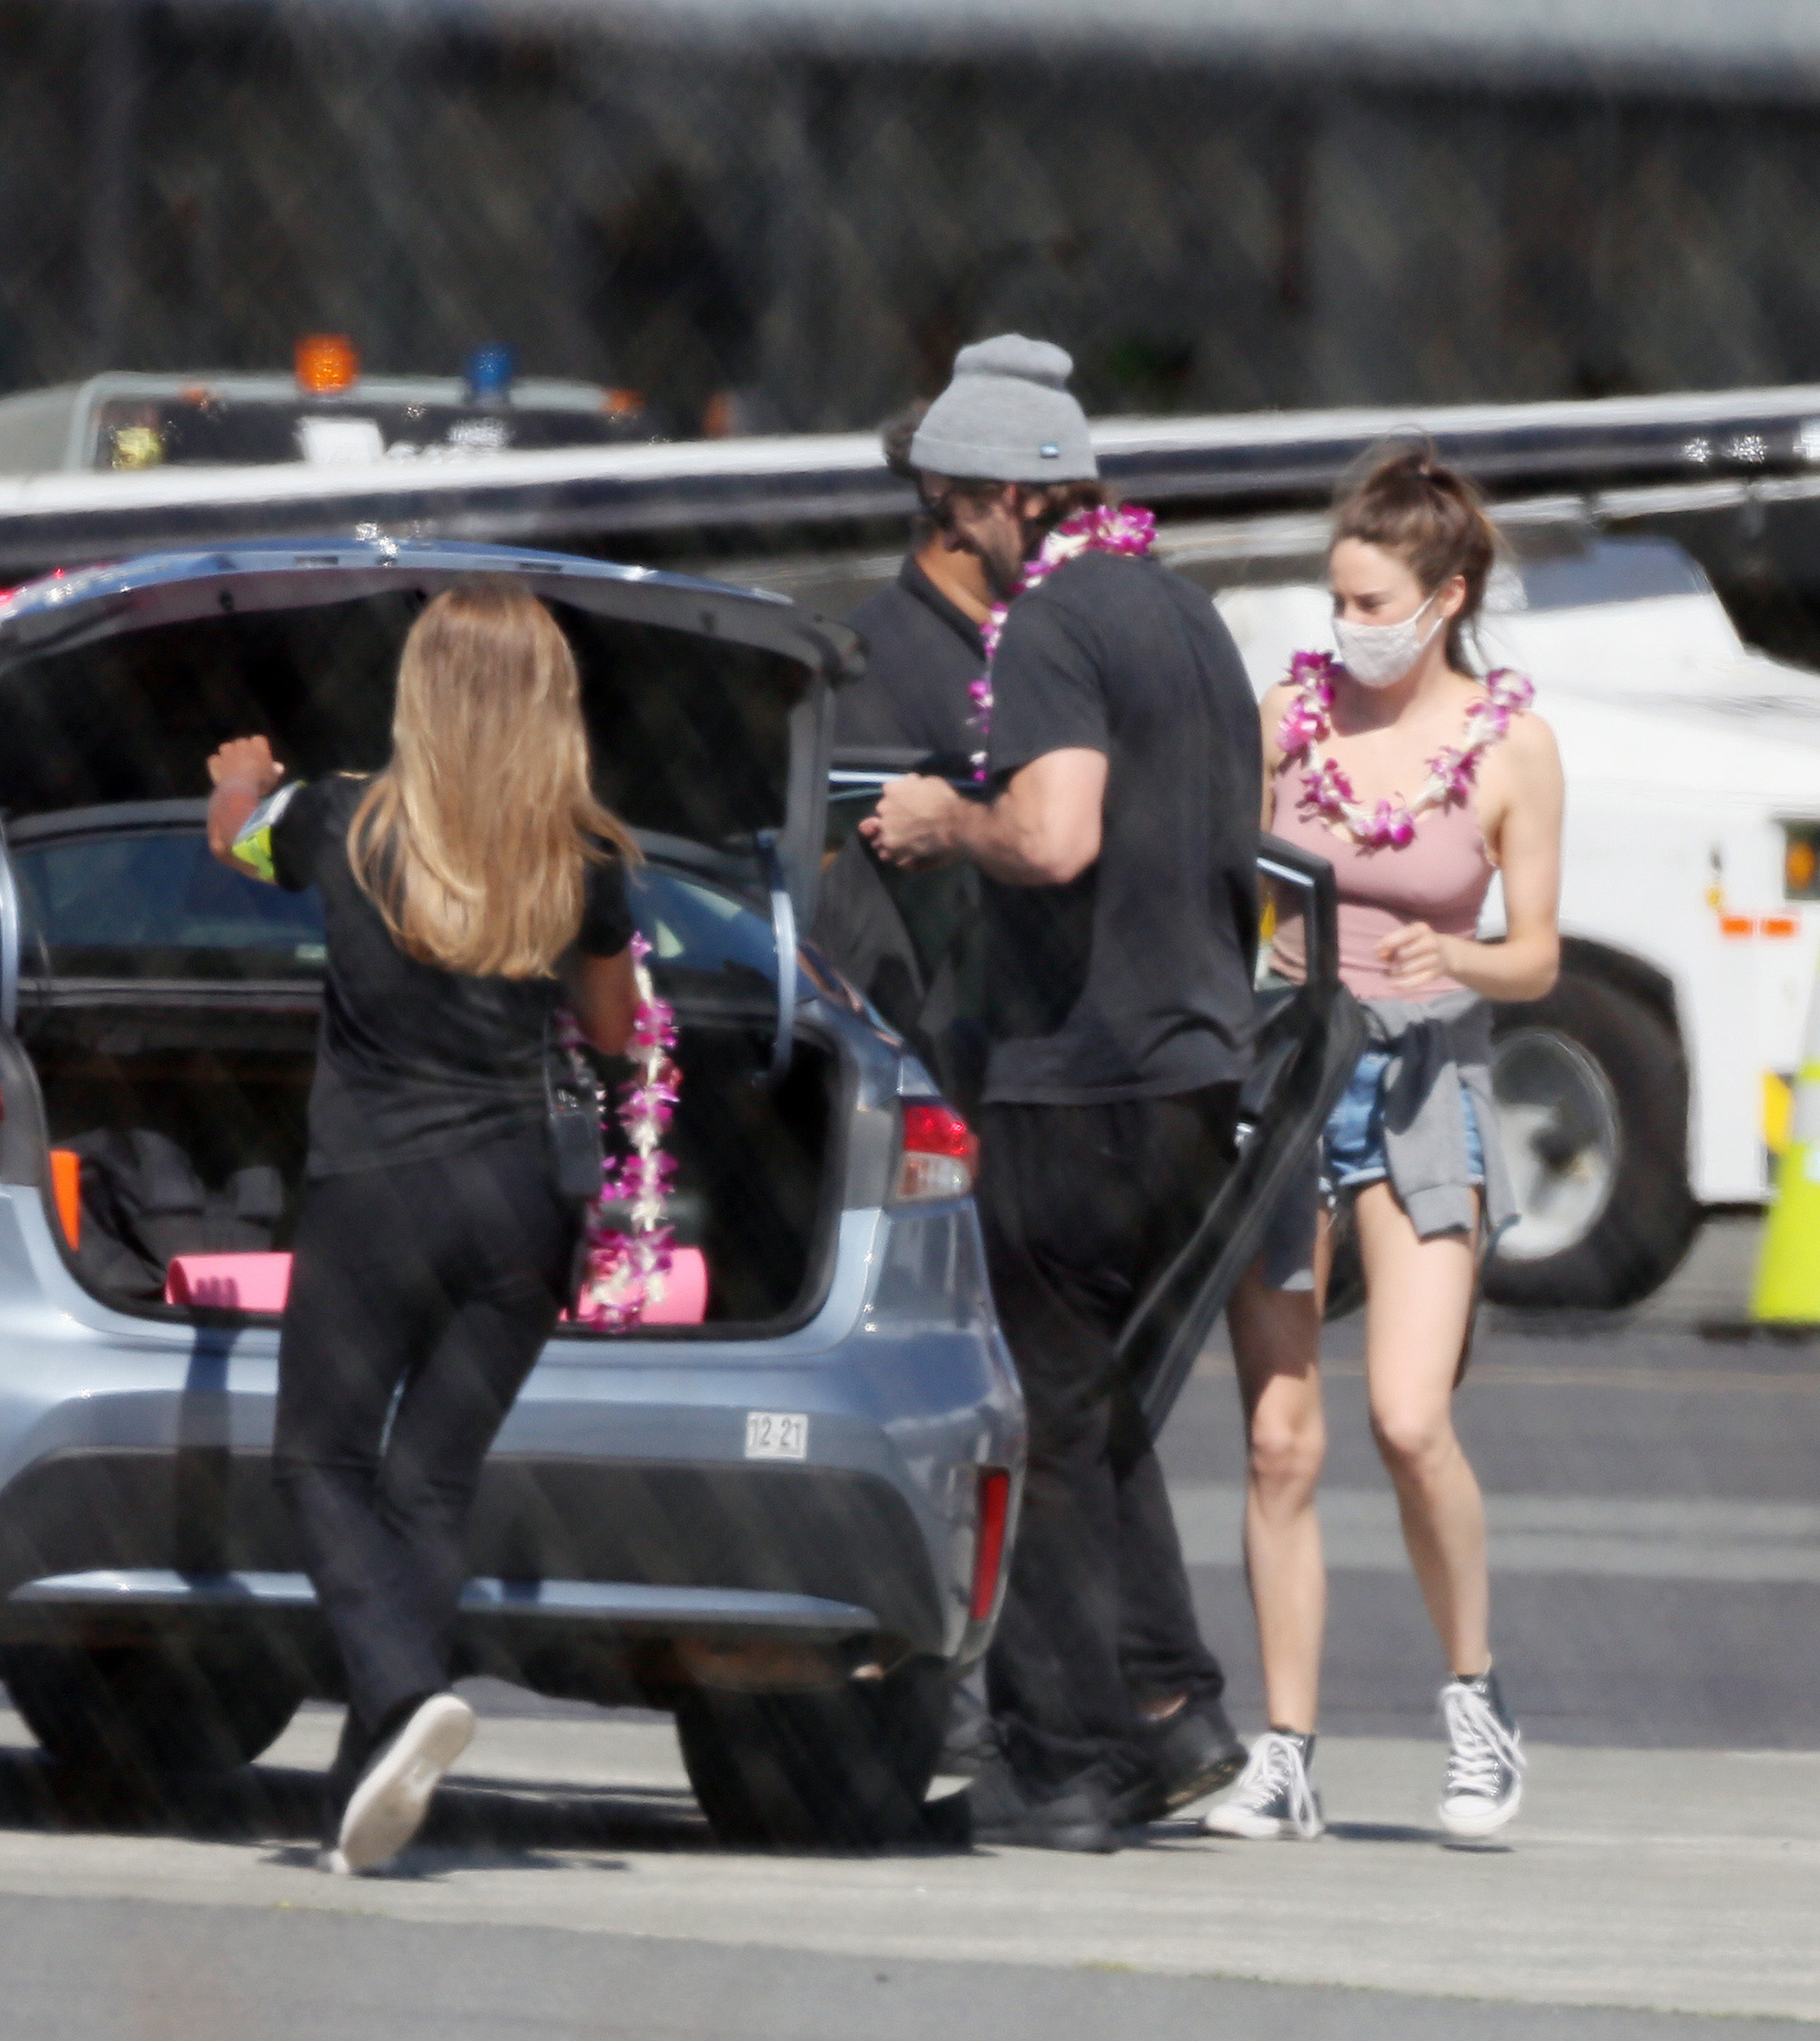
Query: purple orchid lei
[
  {"left": 968, "top": 502, "right": 1158, "bottom": 777},
  {"left": 558, "top": 930, "right": 682, "bottom": 1331},
  {"left": 1279, "top": 650, "right": 1534, "bottom": 850}
]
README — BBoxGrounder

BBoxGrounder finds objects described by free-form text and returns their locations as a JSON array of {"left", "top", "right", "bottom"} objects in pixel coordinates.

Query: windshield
[{"left": 1516, "top": 538, "right": 1711, "bottom": 612}]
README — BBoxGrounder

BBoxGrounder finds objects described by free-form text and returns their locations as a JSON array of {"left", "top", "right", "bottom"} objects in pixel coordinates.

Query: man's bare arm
[{"left": 862, "top": 749, "right": 1107, "bottom": 885}]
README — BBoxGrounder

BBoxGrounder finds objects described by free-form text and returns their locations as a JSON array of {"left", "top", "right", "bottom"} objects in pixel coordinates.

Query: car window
[
  {"left": 1517, "top": 538, "right": 1710, "bottom": 612},
  {"left": 632, "top": 866, "right": 786, "bottom": 1001},
  {"left": 10, "top": 823, "right": 784, "bottom": 992},
  {"left": 14, "top": 831, "right": 328, "bottom": 975}
]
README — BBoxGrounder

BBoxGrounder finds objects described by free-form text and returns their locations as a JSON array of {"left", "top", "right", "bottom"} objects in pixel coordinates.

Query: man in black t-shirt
[
  {"left": 836, "top": 551, "right": 984, "bottom": 758},
  {"left": 867, "top": 335, "right": 1259, "bottom": 1852},
  {"left": 815, "top": 409, "right": 995, "bottom": 1102},
  {"left": 836, "top": 406, "right": 991, "bottom": 762}
]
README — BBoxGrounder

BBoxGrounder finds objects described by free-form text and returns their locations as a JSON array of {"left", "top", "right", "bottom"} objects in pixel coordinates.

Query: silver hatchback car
[{"left": 0, "top": 538, "right": 1351, "bottom": 1845}]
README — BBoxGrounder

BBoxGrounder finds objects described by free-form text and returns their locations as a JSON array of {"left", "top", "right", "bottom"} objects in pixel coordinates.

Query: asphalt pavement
[
  {"left": 1, "top": 1217, "right": 1815, "bottom": 2036},
  {"left": 1170, "top": 1218, "right": 1820, "bottom": 1749}
]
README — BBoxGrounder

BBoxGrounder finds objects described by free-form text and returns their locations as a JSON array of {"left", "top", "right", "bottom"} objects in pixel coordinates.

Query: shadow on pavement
[
  {"left": 1323, "top": 1819, "right": 1441, "bottom": 1845},
  {"left": 0, "top": 1747, "right": 979, "bottom": 1864}
]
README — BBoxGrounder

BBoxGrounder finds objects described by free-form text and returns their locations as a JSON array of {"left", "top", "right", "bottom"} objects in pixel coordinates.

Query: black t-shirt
[
  {"left": 982, "top": 551, "right": 1260, "bottom": 1105},
  {"left": 836, "top": 554, "right": 986, "bottom": 763},
  {"left": 266, "top": 775, "right": 634, "bottom": 1175}
]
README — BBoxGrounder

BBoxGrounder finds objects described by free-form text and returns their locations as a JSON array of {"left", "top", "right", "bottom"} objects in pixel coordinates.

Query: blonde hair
[{"left": 349, "top": 580, "right": 640, "bottom": 979}]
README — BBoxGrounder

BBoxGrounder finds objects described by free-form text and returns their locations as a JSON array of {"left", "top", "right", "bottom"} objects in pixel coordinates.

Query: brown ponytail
[{"left": 1332, "top": 443, "right": 1498, "bottom": 670}]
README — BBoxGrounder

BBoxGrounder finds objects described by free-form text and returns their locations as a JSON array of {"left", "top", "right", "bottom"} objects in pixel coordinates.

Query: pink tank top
[{"left": 1268, "top": 770, "right": 1496, "bottom": 1002}]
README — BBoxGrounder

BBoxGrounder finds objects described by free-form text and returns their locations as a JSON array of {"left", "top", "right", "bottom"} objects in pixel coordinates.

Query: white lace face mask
[{"left": 1332, "top": 589, "right": 1442, "bottom": 690}]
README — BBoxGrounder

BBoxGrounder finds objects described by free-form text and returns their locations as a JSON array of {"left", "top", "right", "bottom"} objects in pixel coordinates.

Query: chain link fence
[{"left": 5, "top": 3, "right": 1820, "bottom": 435}]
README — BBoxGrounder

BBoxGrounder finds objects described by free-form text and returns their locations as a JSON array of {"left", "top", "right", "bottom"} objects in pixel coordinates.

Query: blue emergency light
[{"left": 464, "top": 346, "right": 515, "bottom": 405}]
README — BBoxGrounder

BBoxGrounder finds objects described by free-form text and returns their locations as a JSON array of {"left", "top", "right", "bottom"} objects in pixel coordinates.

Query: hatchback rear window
[
  {"left": 17, "top": 830, "right": 326, "bottom": 970},
  {"left": 11, "top": 819, "right": 782, "bottom": 995}
]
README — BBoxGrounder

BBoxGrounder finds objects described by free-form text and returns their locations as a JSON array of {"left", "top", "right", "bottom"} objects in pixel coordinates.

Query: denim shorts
[
  {"left": 1325, "top": 1046, "right": 1484, "bottom": 1193},
  {"left": 1257, "top": 1047, "right": 1484, "bottom": 1290}
]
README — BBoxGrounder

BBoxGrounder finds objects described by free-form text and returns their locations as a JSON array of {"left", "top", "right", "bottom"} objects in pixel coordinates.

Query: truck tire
[
  {"left": 1, "top": 1639, "right": 302, "bottom": 1786},
  {"left": 675, "top": 1659, "right": 948, "bottom": 1848},
  {"left": 1483, "top": 972, "right": 1698, "bottom": 1309}
]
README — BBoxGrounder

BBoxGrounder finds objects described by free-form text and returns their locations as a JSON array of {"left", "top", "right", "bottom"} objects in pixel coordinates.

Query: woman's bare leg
[
  {"left": 1352, "top": 1183, "right": 1490, "bottom": 1677},
  {"left": 1226, "top": 1229, "right": 1330, "bottom": 1732}
]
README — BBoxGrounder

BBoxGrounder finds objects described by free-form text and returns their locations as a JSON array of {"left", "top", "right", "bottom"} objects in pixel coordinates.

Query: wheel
[
  {"left": 1, "top": 1638, "right": 303, "bottom": 1785},
  {"left": 1482, "top": 972, "right": 1698, "bottom": 1309},
  {"left": 674, "top": 1658, "right": 949, "bottom": 1848}
]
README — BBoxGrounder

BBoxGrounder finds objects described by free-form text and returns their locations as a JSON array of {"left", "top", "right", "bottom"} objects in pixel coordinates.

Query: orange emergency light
[{"left": 295, "top": 333, "right": 359, "bottom": 397}]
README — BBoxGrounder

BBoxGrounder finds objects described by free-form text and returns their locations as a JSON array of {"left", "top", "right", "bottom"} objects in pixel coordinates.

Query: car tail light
[
  {"left": 49, "top": 1150, "right": 80, "bottom": 1248},
  {"left": 894, "top": 1099, "right": 978, "bottom": 1203},
  {"left": 970, "top": 1469, "right": 1012, "bottom": 1623}
]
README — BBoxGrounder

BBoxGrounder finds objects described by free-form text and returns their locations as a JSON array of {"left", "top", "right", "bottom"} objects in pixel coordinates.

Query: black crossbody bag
[{"left": 543, "top": 1018, "right": 606, "bottom": 1206}]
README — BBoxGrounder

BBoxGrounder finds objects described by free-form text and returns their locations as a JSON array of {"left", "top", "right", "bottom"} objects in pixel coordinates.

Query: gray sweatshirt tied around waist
[
  {"left": 1362, "top": 991, "right": 1515, "bottom": 1245},
  {"left": 1258, "top": 990, "right": 1515, "bottom": 1292}
]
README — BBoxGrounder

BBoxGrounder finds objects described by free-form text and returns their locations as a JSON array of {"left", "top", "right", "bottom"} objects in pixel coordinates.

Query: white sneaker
[
  {"left": 1201, "top": 1731, "right": 1324, "bottom": 1840},
  {"left": 1438, "top": 1672, "right": 1524, "bottom": 1839},
  {"left": 336, "top": 1692, "right": 475, "bottom": 1874}
]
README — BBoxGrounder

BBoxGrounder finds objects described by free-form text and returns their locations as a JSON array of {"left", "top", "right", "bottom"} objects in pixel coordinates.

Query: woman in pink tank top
[{"left": 1204, "top": 450, "right": 1563, "bottom": 1846}]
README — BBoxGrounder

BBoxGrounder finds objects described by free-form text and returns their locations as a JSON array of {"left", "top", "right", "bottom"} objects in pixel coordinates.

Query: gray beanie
[{"left": 909, "top": 334, "right": 1097, "bottom": 484}]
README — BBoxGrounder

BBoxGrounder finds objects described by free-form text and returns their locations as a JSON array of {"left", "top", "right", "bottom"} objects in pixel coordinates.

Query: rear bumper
[
  {"left": 9, "top": 1570, "right": 872, "bottom": 1642},
  {"left": 0, "top": 1190, "right": 1025, "bottom": 1687},
  {"left": 0, "top": 1446, "right": 953, "bottom": 1657}
]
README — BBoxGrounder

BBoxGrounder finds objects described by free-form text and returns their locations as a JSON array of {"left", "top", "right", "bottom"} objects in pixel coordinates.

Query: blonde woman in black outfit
[{"left": 207, "top": 581, "right": 637, "bottom": 1874}]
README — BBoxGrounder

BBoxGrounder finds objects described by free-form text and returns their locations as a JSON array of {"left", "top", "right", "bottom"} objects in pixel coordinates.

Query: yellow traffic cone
[{"left": 1754, "top": 967, "right": 1820, "bottom": 1321}]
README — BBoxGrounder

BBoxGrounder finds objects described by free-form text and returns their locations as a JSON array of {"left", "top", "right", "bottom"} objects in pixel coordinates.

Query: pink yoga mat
[
  {"left": 165, "top": 1246, "right": 709, "bottom": 1325},
  {"left": 165, "top": 1252, "right": 293, "bottom": 1312},
  {"left": 632, "top": 1247, "right": 709, "bottom": 1325}
]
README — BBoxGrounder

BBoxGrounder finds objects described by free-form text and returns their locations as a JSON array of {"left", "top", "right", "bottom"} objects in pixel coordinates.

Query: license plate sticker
[{"left": 744, "top": 1411, "right": 809, "bottom": 1460}]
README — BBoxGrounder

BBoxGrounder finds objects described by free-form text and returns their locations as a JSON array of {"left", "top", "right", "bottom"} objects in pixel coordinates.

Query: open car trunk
[{"left": 0, "top": 542, "right": 860, "bottom": 1332}]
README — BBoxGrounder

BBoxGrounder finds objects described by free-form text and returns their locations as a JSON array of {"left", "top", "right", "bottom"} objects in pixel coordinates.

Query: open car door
[
  {"left": 816, "top": 760, "right": 1363, "bottom": 1434},
  {"left": 1117, "top": 836, "right": 1362, "bottom": 1431}
]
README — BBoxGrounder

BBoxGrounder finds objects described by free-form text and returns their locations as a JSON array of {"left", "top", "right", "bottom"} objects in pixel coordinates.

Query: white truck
[{"left": 1218, "top": 534, "right": 1820, "bottom": 1308}]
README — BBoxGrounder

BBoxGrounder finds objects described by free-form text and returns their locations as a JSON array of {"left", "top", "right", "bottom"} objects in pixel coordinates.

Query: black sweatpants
[
  {"left": 273, "top": 1131, "right": 576, "bottom": 1743},
  {"left": 978, "top": 1086, "right": 1239, "bottom": 1786}
]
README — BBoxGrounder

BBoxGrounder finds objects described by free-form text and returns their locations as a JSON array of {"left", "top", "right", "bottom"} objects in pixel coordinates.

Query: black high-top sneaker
[
  {"left": 1439, "top": 1668, "right": 1525, "bottom": 1840},
  {"left": 1112, "top": 1695, "right": 1248, "bottom": 1827},
  {"left": 952, "top": 1753, "right": 1119, "bottom": 1853},
  {"left": 1200, "top": 1731, "right": 1324, "bottom": 1840}
]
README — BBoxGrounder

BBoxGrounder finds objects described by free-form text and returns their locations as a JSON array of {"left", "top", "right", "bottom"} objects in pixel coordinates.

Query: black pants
[
  {"left": 274, "top": 1132, "right": 576, "bottom": 1743},
  {"left": 979, "top": 1086, "right": 1239, "bottom": 1785}
]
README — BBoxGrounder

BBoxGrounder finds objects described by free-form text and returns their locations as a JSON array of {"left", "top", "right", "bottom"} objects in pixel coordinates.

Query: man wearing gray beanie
[
  {"left": 866, "top": 337, "right": 1259, "bottom": 1851},
  {"left": 908, "top": 334, "right": 1098, "bottom": 496}
]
